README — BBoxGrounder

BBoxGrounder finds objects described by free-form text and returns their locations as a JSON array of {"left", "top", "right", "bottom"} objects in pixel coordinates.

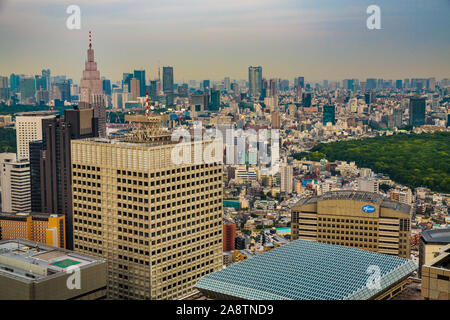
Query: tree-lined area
[
  {"left": 0, "top": 127, "right": 16, "bottom": 153},
  {"left": 0, "top": 103, "right": 69, "bottom": 115},
  {"left": 293, "top": 132, "right": 450, "bottom": 193}
]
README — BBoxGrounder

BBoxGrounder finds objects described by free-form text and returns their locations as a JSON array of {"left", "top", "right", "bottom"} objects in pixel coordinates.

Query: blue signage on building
[{"left": 362, "top": 205, "right": 376, "bottom": 213}]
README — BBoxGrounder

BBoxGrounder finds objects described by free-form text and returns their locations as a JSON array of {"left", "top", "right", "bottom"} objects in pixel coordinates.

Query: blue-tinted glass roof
[{"left": 195, "top": 240, "right": 417, "bottom": 300}]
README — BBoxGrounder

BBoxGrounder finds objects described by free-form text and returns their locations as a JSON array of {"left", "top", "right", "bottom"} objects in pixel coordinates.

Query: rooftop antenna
[
  {"left": 89, "top": 30, "right": 92, "bottom": 49},
  {"left": 145, "top": 90, "right": 149, "bottom": 117}
]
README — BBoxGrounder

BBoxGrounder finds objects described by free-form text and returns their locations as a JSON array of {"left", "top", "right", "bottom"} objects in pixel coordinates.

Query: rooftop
[
  {"left": 15, "top": 111, "right": 57, "bottom": 117},
  {"left": 421, "top": 228, "right": 450, "bottom": 244},
  {"left": 195, "top": 240, "right": 417, "bottom": 300},
  {"left": 0, "top": 239, "right": 103, "bottom": 283}
]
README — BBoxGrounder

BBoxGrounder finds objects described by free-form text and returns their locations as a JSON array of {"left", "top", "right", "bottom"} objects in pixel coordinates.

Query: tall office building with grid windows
[{"left": 71, "top": 120, "right": 223, "bottom": 299}]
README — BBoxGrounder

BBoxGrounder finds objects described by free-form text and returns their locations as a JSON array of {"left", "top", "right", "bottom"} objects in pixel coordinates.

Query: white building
[
  {"left": 0, "top": 159, "right": 31, "bottom": 212},
  {"left": 15, "top": 111, "right": 56, "bottom": 161},
  {"left": 357, "top": 178, "right": 379, "bottom": 193}
]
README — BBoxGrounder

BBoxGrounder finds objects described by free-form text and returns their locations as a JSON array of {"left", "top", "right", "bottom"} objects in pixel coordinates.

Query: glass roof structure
[{"left": 195, "top": 240, "right": 417, "bottom": 300}]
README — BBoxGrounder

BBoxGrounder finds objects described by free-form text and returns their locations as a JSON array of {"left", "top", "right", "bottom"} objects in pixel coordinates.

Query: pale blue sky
[{"left": 0, "top": 0, "right": 449, "bottom": 83}]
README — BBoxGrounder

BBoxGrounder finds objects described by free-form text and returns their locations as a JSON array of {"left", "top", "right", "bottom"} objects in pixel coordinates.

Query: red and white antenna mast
[
  {"left": 89, "top": 30, "right": 92, "bottom": 49},
  {"left": 145, "top": 90, "right": 149, "bottom": 117}
]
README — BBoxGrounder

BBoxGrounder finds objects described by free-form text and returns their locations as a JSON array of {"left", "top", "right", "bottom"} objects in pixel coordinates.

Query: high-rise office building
[
  {"left": 102, "top": 79, "right": 111, "bottom": 95},
  {"left": 223, "top": 77, "right": 230, "bottom": 91},
  {"left": 53, "top": 80, "right": 71, "bottom": 103},
  {"left": 42, "top": 69, "right": 51, "bottom": 92},
  {"left": 223, "top": 223, "right": 236, "bottom": 252},
  {"left": 162, "top": 66, "right": 174, "bottom": 106},
  {"left": 295, "top": 76, "right": 305, "bottom": 89},
  {"left": 303, "top": 92, "right": 312, "bottom": 107},
  {"left": 209, "top": 89, "right": 220, "bottom": 111},
  {"left": 291, "top": 191, "right": 411, "bottom": 258},
  {"left": 0, "top": 160, "right": 31, "bottom": 213},
  {"left": 0, "top": 76, "right": 9, "bottom": 101},
  {"left": 133, "top": 70, "right": 146, "bottom": 97},
  {"left": 30, "top": 108, "right": 98, "bottom": 250},
  {"left": 269, "top": 79, "right": 277, "bottom": 97},
  {"left": 15, "top": 111, "right": 56, "bottom": 161},
  {"left": 393, "top": 108, "right": 403, "bottom": 128},
  {"left": 71, "top": 120, "right": 223, "bottom": 299},
  {"left": 79, "top": 32, "right": 106, "bottom": 137},
  {"left": 323, "top": 105, "right": 336, "bottom": 126},
  {"left": 10, "top": 74, "right": 20, "bottom": 93},
  {"left": 130, "top": 78, "right": 140, "bottom": 101},
  {"left": 19, "top": 77, "right": 36, "bottom": 103},
  {"left": 202, "top": 80, "right": 210, "bottom": 91},
  {"left": 409, "top": 96, "right": 426, "bottom": 127},
  {"left": 248, "top": 66, "right": 262, "bottom": 99},
  {"left": 366, "top": 78, "right": 377, "bottom": 90},
  {"left": 123, "top": 73, "right": 133, "bottom": 92},
  {"left": 149, "top": 80, "right": 158, "bottom": 101}
]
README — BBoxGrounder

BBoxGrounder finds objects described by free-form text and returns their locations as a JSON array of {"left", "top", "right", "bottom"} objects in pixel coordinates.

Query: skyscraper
[
  {"left": 323, "top": 105, "right": 336, "bottom": 126},
  {"left": 295, "top": 76, "right": 305, "bottom": 89},
  {"left": 15, "top": 111, "right": 56, "bottom": 161},
  {"left": 223, "top": 77, "right": 230, "bottom": 91},
  {"left": 162, "top": 66, "right": 174, "bottom": 106},
  {"left": 102, "top": 79, "right": 111, "bottom": 95},
  {"left": 42, "top": 69, "right": 51, "bottom": 92},
  {"left": 366, "top": 78, "right": 377, "bottom": 90},
  {"left": 130, "top": 78, "right": 140, "bottom": 101},
  {"left": 149, "top": 80, "right": 158, "bottom": 101},
  {"left": 248, "top": 66, "right": 262, "bottom": 99},
  {"left": 133, "top": 70, "right": 146, "bottom": 97},
  {"left": 202, "top": 80, "right": 210, "bottom": 91},
  {"left": 409, "top": 97, "right": 426, "bottom": 127},
  {"left": 30, "top": 108, "right": 99, "bottom": 249},
  {"left": 10, "top": 74, "right": 20, "bottom": 92},
  {"left": 20, "top": 77, "right": 36, "bottom": 103},
  {"left": 71, "top": 121, "right": 223, "bottom": 299},
  {"left": 209, "top": 89, "right": 220, "bottom": 111},
  {"left": 0, "top": 76, "right": 9, "bottom": 101},
  {"left": 79, "top": 31, "right": 106, "bottom": 137},
  {"left": 280, "top": 161, "right": 293, "bottom": 194},
  {"left": 123, "top": 73, "right": 133, "bottom": 92}
]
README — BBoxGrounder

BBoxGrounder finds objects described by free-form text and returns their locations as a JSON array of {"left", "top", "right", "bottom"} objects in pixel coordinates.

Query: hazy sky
[{"left": 0, "top": 0, "right": 449, "bottom": 83}]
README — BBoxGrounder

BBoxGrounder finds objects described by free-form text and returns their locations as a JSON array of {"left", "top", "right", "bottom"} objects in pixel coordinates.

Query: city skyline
[{"left": 1, "top": 0, "right": 449, "bottom": 82}]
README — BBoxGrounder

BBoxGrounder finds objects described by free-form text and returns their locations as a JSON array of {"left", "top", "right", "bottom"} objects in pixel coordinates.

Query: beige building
[
  {"left": 15, "top": 111, "right": 56, "bottom": 161},
  {"left": 419, "top": 228, "right": 450, "bottom": 277},
  {"left": 291, "top": 191, "right": 411, "bottom": 258},
  {"left": 71, "top": 118, "right": 223, "bottom": 300},
  {"left": 421, "top": 243, "right": 450, "bottom": 300},
  {"left": 0, "top": 239, "right": 106, "bottom": 300}
]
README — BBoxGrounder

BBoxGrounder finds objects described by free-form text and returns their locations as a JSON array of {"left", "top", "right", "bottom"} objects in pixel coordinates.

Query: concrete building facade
[
  {"left": 291, "top": 191, "right": 411, "bottom": 258},
  {"left": 71, "top": 129, "right": 223, "bottom": 299}
]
